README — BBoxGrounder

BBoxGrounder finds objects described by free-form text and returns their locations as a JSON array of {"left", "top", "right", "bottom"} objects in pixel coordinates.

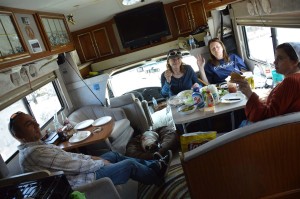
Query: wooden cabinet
[
  {"left": 165, "top": 0, "right": 206, "bottom": 37},
  {"left": 72, "top": 21, "right": 119, "bottom": 63},
  {"left": 0, "top": 11, "right": 29, "bottom": 63},
  {"left": 36, "top": 14, "right": 73, "bottom": 52}
]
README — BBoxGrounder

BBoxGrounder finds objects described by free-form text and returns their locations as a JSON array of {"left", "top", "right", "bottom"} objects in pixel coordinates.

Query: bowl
[
  {"left": 177, "top": 90, "right": 193, "bottom": 105},
  {"left": 177, "top": 105, "right": 197, "bottom": 115}
]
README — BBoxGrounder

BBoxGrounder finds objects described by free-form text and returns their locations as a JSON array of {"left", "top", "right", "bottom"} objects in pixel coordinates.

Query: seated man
[{"left": 8, "top": 112, "right": 172, "bottom": 188}]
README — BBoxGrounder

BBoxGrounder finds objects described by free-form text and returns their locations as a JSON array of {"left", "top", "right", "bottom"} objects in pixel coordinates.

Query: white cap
[{"left": 289, "top": 42, "right": 300, "bottom": 62}]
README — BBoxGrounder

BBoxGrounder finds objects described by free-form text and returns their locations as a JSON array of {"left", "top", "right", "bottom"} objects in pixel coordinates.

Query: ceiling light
[{"left": 122, "top": 0, "right": 142, "bottom": 6}]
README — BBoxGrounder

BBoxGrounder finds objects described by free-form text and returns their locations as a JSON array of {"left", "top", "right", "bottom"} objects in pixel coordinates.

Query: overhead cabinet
[
  {"left": 36, "top": 14, "right": 73, "bottom": 52},
  {"left": 166, "top": 0, "right": 206, "bottom": 37},
  {"left": 0, "top": 11, "right": 29, "bottom": 63},
  {"left": 72, "top": 22, "right": 119, "bottom": 63}
]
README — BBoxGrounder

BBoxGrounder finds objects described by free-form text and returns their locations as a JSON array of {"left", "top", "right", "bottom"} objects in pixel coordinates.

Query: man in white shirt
[{"left": 9, "top": 112, "right": 172, "bottom": 188}]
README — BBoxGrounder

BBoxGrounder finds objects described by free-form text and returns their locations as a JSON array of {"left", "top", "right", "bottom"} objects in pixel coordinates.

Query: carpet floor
[{"left": 137, "top": 163, "right": 190, "bottom": 199}]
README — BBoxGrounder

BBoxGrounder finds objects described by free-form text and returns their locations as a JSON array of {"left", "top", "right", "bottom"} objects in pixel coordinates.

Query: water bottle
[
  {"left": 205, "top": 90, "right": 215, "bottom": 107},
  {"left": 53, "top": 112, "right": 62, "bottom": 132},
  {"left": 253, "top": 64, "right": 261, "bottom": 76},
  {"left": 204, "top": 90, "right": 215, "bottom": 112},
  {"left": 207, "top": 84, "right": 219, "bottom": 104},
  {"left": 253, "top": 64, "right": 266, "bottom": 88},
  {"left": 152, "top": 97, "right": 158, "bottom": 108},
  {"left": 189, "top": 35, "right": 196, "bottom": 50},
  {"left": 264, "top": 60, "right": 272, "bottom": 78}
]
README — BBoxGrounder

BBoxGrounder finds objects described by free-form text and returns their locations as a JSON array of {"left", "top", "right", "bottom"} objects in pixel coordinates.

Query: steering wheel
[{"left": 123, "top": 91, "right": 144, "bottom": 101}]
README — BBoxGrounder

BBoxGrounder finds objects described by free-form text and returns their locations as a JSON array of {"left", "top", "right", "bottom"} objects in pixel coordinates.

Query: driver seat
[{"left": 110, "top": 93, "right": 153, "bottom": 135}]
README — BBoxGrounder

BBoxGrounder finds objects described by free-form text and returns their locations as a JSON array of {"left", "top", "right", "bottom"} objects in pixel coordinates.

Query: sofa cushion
[{"left": 109, "top": 119, "right": 131, "bottom": 142}]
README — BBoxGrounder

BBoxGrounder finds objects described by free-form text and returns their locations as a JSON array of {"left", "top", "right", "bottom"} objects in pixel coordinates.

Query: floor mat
[{"left": 137, "top": 163, "right": 190, "bottom": 199}]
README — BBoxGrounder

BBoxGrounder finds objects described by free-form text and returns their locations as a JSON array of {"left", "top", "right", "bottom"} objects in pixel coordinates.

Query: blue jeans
[{"left": 95, "top": 151, "right": 161, "bottom": 185}]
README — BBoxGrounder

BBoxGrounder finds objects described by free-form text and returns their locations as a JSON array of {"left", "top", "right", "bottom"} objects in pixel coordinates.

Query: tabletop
[
  {"left": 57, "top": 119, "right": 115, "bottom": 151},
  {"left": 171, "top": 88, "right": 271, "bottom": 125},
  {"left": 172, "top": 98, "right": 246, "bottom": 125}
]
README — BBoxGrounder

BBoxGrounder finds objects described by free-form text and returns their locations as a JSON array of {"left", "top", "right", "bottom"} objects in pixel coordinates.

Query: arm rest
[
  {"left": 74, "top": 177, "right": 121, "bottom": 199},
  {"left": 0, "top": 170, "right": 51, "bottom": 188}
]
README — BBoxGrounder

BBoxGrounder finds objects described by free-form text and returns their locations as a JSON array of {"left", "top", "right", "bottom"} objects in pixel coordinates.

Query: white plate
[
  {"left": 74, "top": 119, "right": 94, "bottom": 130},
  {"left": 69, "top": 131, "right": 91, "bottom": 143},
  {"left": 92, "top": 116, "right": 112, "bottom": 126},
  {"left": 220, "top": 92, "right": 245, "bottom": 103}
]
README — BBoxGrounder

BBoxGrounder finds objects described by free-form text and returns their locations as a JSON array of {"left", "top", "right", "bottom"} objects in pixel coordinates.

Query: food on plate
[
  {"left": 230, "top": 72, "right": 245, "bottom": 82},
  {"left": 218, "top": 88, "right": 228, "bottom": 97},
  {"left": 177, "top": 104, "right": 196, "bottom": 115},
  {"left": 177, "top": 90, "right": 193, "bottom": 105},
  {"left": 181, "top": 105, "right": 195, "bottom": 112}
]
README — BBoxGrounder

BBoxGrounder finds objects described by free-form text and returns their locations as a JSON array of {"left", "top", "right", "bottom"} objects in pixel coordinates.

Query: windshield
[{"left": 110, "top": 54, "right": 199, "bottom": 97}]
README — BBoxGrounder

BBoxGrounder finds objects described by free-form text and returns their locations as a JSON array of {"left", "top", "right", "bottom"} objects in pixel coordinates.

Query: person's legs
[
  {"left": 95, "top": 158, "right": 161, "bottom": 185},
  {"left": 98, "top": 151, "right": 172, "bottom": 185},
  {"left": 100, "top": 151, "right": 160, "bottom": 171}
]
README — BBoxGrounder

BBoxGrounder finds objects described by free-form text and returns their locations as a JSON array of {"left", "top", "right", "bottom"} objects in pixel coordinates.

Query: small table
[
  {"left": 172, "top": 99, "right": 246, "bottom": 133},
  {"left": 171, "top": 89, "right": 271, "bottom": 134},
  {"left": 57, "top": 120, "right": 115, "bottom": 151}
]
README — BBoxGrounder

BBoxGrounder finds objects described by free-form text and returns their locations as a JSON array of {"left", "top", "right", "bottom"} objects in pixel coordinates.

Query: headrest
[{"left": 110, "top": 93, "right": 136, "bottom": 108}]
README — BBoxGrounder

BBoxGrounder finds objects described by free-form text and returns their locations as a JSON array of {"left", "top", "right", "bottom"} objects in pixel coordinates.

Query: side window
[
  {"left": 0, "top": 81, "right": 63, "bottom": 161},
  {"left": 276, "top": 28, "right": 300, "bottom": 45},
  {"left": 25, "top": 82, "right": 64, "bottom": 128},
  {"left": 243, "top": 26, "right": 300, "bottom": 63},
  {"left": 243, "top": 26, "right": 274, "bottom": 62}
]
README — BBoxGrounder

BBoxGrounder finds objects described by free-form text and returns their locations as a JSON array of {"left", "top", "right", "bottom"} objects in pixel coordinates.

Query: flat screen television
[{"left": 114, "top": 2, "right": 170, "bottom": 49}]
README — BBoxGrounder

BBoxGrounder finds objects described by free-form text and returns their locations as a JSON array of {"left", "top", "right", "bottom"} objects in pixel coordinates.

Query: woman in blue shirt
[
  {"left": 161, "top": 49, "right": 202, "bottom": 97},
  {"left": 197, "top": 38, "right": 248, "bottom": 84}
]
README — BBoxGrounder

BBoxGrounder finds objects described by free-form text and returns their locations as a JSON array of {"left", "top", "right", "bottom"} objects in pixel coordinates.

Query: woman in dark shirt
[
  {"left": 161, "top": 49, "right": 202, "bottom": 97},
  {"left": 197, "top": 38, "right": 248, "bottom": 84}
]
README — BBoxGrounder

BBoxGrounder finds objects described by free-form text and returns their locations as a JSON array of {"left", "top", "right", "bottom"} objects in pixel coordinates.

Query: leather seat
[
  {"left": 110, "top": 93, "right": 151, "bottom": 135},
  {"left": 68, "top": 104, "right": 134, "bottom": 155}
]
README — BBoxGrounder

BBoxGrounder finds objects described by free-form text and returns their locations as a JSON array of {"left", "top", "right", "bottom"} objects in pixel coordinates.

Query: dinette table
[
  {"left": 57, "top": 119, "right": 115, "bottom": 151},
  {"left": 171, "top": 88, "right": 270, "bottom": 134}
]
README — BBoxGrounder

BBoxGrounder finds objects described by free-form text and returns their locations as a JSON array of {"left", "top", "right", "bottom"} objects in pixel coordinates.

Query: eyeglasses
[{"left": 168, "top": 50, "right": 181, "bottom": 57}]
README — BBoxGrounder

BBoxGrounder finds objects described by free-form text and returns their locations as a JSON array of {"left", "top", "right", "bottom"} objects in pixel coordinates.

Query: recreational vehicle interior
[{"left": 0, "top": 0, "right": 300, "bottom": 198}]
